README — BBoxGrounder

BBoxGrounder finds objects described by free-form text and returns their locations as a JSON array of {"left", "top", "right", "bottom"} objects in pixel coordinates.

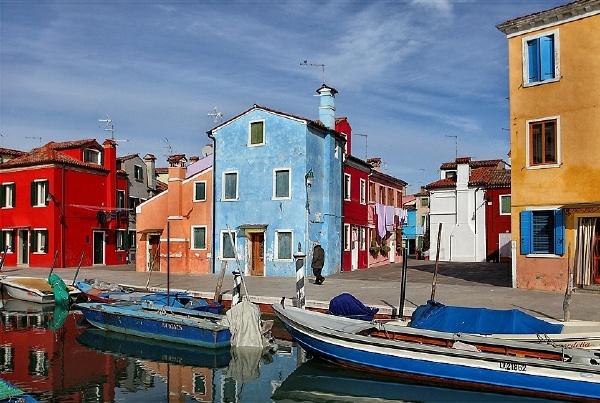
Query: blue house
[
  {"left": 207, "top": 85, "right": 345, "bottom": 277},
  {"left": 402, "top": 208, "right": 424, "bottom": 255}
]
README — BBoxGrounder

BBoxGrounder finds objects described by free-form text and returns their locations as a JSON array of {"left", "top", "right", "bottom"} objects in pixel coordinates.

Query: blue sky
[{"left": 0, "top": 0, "right": 564, "bottom": 192}]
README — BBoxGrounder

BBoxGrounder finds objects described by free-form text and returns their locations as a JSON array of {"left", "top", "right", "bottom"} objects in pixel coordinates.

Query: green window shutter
[
  {"left": 0, "top": 185, "right": 5, "bottom": 208},
  {"left": 250, "top": 122, "right": 264, "bottom": 145},
  {"left": 275, "top": 170, "right": 289, "bottom": 198},
  {"left": 30, "top": 230, "right": 37, "bottom": 251},
  {"left": 43, "top": 230, "right": 48, "bottom": 253},
  {"left": 0, "top": 231, "right": 5, "bottom": 250},
  {"left": 195, "top": 182, "right": 206, "bottom": 201},
  {"left": 11, "top": 184, "right": 16, "bottom": 208},
  {"left": 44, "top": 181, "right": 49, "bottom": 205},
  {"left": 30, "top": 182, "right": 36, "bottom": 206}
]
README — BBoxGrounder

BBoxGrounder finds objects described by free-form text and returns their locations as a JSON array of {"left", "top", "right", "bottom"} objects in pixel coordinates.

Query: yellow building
[{"left": 497, "top": 0, "right": 600, "bottom": 291}]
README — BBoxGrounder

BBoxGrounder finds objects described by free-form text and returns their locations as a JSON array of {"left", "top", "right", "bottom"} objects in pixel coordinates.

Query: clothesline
[{"left": 373, "top": 204, "right": 408, "bottom": 238}]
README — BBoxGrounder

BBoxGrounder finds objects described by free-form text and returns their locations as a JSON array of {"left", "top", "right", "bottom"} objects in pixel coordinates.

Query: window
[
  {"left": 191, "top": 226, "right": 207, "bottom": 250},
  {"left": 445, "top": 171, "right": 457, "bottom": 180},
  {"left": 387, "top": 188, "right": 394, "bottom": 206},
  {"left": 369, "top": 182, "right": 375, "bottom": 203},
  {"left": 379, "top": 186, "right": 386, "bottom": 204},
  {"left": 194, "top": 181, "right": 206, "bottom": 202},
  {"left": 529, "top": 119, "right": 557, "bottom": 166},
  {"left": 1, "top": 183, "right": 15, "bottom": 208},
  {"left": 1, "top": 230, "right": 14, "bottom": 253},
  {"left": 249, "top": 121, "right": 264, "bottom": 146},
  {"left": 275, "top": 231, "right": 292, "bottom": 260},
  {"left": 343, "top": 174, "right": 351, "bottom": 201},
  {"left": 31, "top": 229, "right": 48, "bottom": 253},
  {"left": 30, "top": 180, "right": 48, "bottom": 207},
  {"left": 421, "top": 197, "right": 429, "bottom": 207},
  {"left": 343, "top": 224, "right": 351, "bottom": 251},
  {"left": 116, "top": 230, "right": 127, "bottom": 251},
  {"left": 134, "top": 165, "right": 144, "bottom": 181},
  {"left": 359, "top": 179, "right": 366, "bottom": 205},
  {"left": 128, "top": 230, "right": 136, "bottom": 250},
  {"left": 129, "top": 197, "right": 141, "bottom": 211},
  {"left": 116, "top": 190, "right": 126, "bottom": 209},
  {"left": 221, "top": 231, "right": 236, "bottom": 259},
  {"left": 520, "top": 209, "right": 564, "bottom": 255},
  {"left": 193, "top": 373, "right": 206, "bottom": 395},
  {"left": 523, "top": 31, "right": 558, "bottom": 85},
  {"left": 223, "top": 172, "right": 238, "bottom": 201},
  {"left": 500, "top": 195, "right": 511, "bottom": 215},
  {"left": 396, "top": 191, "right": 403, "bottom": 208},
  {"left": 359, "top": 227, "right": 366, "bottom": 250},
  {"left": 273, "top": 169, "right": 291, "bottom": 199},
  {"left": 83, "top": 148, "right": 101, "bottom": 164},
  {"left": 420, "top": 215, "right": 427, "bottom": 226}
]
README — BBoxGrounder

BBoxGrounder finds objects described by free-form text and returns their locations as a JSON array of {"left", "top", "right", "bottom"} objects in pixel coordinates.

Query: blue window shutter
[
  {"left": 554, "top": 209, "right": 564, "bottom": 256},
  {"left": 527, "top": 39, "right": 540, "bottom": 82},
  {"left": 520, "top": 210, "right": 533, "bottom": 255},
  {"left": 540, "top": 35, "right": 555, "bottom": 80}
]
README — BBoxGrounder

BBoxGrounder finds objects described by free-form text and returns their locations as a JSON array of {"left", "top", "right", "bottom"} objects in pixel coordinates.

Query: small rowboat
[
  {"left": 77, "top": 301, "right": 231, "bottom": 348},
  {"left": 0, "top": 276, "right": 79, "bottom": 304},
  {"left": 273, "top": 303, "right": 600, "bottom": 401}
]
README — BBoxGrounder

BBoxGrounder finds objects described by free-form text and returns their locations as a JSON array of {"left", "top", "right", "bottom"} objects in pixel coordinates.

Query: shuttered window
[
  {"left": 525, "top": 33, "right": 556, "bottom": 84},
  {"left": 276, "top": 231, "right": 292, "bottom": 260},
  {"left": 194, "top": 181, "right": 206, "bottom": 202},
  {"left": 31, "top": 180, "right": 48, "bottom": 207},
  {"left": 116, "top": 230, "right": 127, "bottom": 250},
  {"left": 223, "top": 172, "right": 238, "bottom": 200},
  {"left": 0, "top": 183, "right": 15, "bottom": 208},
  {"left": 500, "top": 195, "right": 511, "bottom": 215},
  {"left": 221, "top": 231, "right": 236, "bottom": 259},
  {"left": 192, "top": 226, "right": 206, "bottom": 250},
  {"left": 520, "top": 210, "right": 564, "bottom": 255},
  {"left": 31, "top": 229, "right": 48, "bottom": 253},
  {"left": 274, "top": 169, "right": 290, "bottom": 199},
  {"left": 249, "top": 121, "right": 264, "bottom": 145}
]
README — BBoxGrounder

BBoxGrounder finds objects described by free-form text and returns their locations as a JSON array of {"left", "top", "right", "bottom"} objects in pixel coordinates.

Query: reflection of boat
[
  {"left": 77, "top": 302, "right": 231, "bottom": 348},
  {"left": 0, "top": 378, "right": 38, "bottom": 403},
  {"left": 272, "top": 359, "right": 554, "bottom": 403},
  {"left": 77, "top": 328, "right": 231, "bottom": 368},
  {"left": 0, "top": 276, "right": 79, "bottom": 304},
  {"left": 0, "top": 298, "right": 55, "bottom": 314},
  {"left": 273, "top": 303, "right": 600, "bottom": 400}
]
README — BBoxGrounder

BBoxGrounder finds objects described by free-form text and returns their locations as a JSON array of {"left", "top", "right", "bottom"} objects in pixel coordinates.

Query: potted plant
[
  {"left": 369, "top": 240, "right": 380, "bottom": 256},
  {"left": 380, "top": 242, "right": 390, "bottom": 255}
]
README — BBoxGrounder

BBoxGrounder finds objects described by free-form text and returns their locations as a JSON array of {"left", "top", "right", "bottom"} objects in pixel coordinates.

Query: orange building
[
  {"left": 136, "top": 154, "right": 213, "bottom": 274},
  {"left": 497, "top": 1, "right": 600, "bottom": 290}
]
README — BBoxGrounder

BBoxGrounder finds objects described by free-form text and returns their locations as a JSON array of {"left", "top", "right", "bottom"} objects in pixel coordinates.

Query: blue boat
[
  {"left": 77, "top": 301, "right": 231, "bottom": 348},
  {"left": 77, "top": 328, "right": 231, "bottom": 367},
  {"left": 273, "top": 303, "right": 600, "bottom": 401},
  {"left": 0, "top": 379, "right": 37, "bottom": 403}
]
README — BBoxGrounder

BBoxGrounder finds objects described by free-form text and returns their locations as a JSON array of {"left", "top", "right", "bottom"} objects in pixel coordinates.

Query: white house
[{"left": 426, "top": 157, "right": 509, "bottom": 262}]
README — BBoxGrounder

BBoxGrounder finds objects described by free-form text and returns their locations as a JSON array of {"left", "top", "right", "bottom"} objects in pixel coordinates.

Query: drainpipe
[
  {"left": 340, "top": 140, "right": 344, "bottom": 274},
  {"left": 61, "top": 164, "right": 65, "bottom": 268},
  {"left": 207, "top": 130, "right": 217, "bottom": 274}
]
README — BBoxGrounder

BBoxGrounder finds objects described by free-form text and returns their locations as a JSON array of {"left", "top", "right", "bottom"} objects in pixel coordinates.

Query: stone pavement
[{"left": 2, "top": 259, "right": 599, "bottom": 321}]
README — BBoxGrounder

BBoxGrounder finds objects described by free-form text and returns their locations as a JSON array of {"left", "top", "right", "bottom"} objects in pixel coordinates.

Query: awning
[
  {"left": 561, "top": 202, "right": 600, "bottom": 215},
  {"left": 237, "top": 224, "right": 268, "bottom": 230},
  {"left": 138, "top": 228, "right": 164, "bottom": 234}
]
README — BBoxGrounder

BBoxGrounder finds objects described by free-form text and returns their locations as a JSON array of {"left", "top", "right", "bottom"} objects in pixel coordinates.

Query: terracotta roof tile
[
  {"left": 426, "top": 167, "right": 510, "bottom": 190},
  {"left": 117, "top": 153, "right": 139, "bottom": 162},
  {"left": 0, "top": 147, "right": 26, "bottom": 157},
  {"left": 0, "top": 143, "right": 108, "bottom": 171},
  {"left": 426, "top": 178, "right": 456, "bottom": 190},
  {"left": 155, "top": 167, "right": 168, "bottom": 174},
  {"left": 155, "top": 180, "right": 168, "bottom": 193},
  {"left": 440, "top": 158, "right": 502, "bottom": 170},
  {"left": 47, "top": 139, "right": 99, "bottom": 150}
]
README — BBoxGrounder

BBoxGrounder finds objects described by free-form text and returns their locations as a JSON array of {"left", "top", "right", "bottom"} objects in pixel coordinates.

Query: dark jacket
[{"left": 311, "top": 245, "right": 325, "bottom": 269}]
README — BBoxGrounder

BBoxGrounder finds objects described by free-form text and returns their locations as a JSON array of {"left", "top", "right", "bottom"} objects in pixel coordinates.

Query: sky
[{"left": 0, "top": 0, "right": 566, "bottom": 192}]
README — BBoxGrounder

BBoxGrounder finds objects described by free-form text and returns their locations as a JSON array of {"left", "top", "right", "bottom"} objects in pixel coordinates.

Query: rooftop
[{"left": 0, "top": 147, "right": 26, "bottom": 157}]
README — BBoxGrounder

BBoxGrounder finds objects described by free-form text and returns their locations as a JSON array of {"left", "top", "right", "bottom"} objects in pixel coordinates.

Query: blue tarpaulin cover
[
  {"left": 328, "top": 293, "right": 379, "bottom": 321},
  {"left": 410, "top": 300, "right": 564, "bottom": 335}
]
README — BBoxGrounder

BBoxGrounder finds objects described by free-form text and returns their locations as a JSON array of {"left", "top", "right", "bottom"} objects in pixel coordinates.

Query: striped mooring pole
[
  {"left": 232, "top": 270, "right": 242, "bottom": 306},
  {"left": 293, "top": 242, "right": 307, "bottom": 309}
]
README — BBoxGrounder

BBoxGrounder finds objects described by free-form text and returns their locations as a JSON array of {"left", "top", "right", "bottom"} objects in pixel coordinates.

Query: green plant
[
  {"left": 369, "top": 240, "right": 380, "bottom": 256},
  {"left": 380, "top": 242, "right": 391, "bottom": 254}
]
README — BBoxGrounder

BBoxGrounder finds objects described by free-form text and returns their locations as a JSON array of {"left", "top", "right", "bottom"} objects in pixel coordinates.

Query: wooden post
[
  {"left": 398, "top": 248, "right": 408, "bottom": 319},
  {"left": 430, "top": 222, "right": 443, "bottom": 302},
  {"left": 213, "top": 261, "right": 228, "bottom": 302},
  {"left": 167, "top": 221, "right": 170, "bottom": 307},
  {"left": 71, "top": 250, "right": 86, "bottom": 286},
  {"left": 563, "top": 245, "right": 573, "bottom": 322}
]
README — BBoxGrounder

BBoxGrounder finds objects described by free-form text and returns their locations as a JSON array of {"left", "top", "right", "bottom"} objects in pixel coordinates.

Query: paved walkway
[{"left": 2, "top": 260, "right": 599, "bottom": 321}]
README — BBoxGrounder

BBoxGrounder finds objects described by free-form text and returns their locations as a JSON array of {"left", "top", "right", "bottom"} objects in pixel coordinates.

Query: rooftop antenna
[
  {"left": 208, "top": 106, "right": 224, "bottom": 123},
  {"left": 445, "top": 135, "right": 458, "bottom": 159},
  {"left": 25, "top": 136, "right": 43, "bottom": 145},
  {"left": 163, "top": 137, "right": 173, "bottom": 157},
  {"left": 300, "top": 60, "right": 326, "bottom": 83},
  {"left": 98, "top": 115, "right": 115, "bottom": 140},
  {"left": 354, "top": 133, "right": 368, "bottom": 160}
]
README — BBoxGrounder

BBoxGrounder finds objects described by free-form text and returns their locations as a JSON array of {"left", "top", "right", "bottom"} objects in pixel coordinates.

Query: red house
[
  {"left": 0, "top": 139, "right": 129, "bottom": 268},
  {"left": 483, "top": 170, "right": 512, "bottom": 262}
]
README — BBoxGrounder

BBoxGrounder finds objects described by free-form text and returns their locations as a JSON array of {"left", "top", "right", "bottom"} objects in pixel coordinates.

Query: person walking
[{"left": 311, "top": 243, "right": 325, "bottom": 285}]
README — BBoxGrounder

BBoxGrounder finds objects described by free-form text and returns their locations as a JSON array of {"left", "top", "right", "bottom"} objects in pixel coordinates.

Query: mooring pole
[
  {"left": 398, "top": 247, "right": 408, "bottom": 319},
  {"left": 232, "top": 271, "right": 242, "bottom": 305},
  {"left": 431, "top": 222, "right": 443, "bottom": 302},
  {"left": 294, "top": 242, "right": 306, "bottom": 309},
  {"left": 563, "top": 245, "right": 573, "bottom": 322},
  {"left": 167, "top": 221, "right": 170, "bottom": 307}
]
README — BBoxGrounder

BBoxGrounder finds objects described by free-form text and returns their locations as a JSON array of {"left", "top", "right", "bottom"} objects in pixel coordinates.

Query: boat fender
[{"left": 452, "top": 341, "right": 480, "bottom": 352}]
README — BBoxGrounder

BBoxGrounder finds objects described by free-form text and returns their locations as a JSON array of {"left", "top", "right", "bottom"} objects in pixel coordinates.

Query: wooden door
[
  {"left": 593, "top": 222, "right": 600, "bottom": 284},
  {"left": 148, "top": 235, "right": 160, "bottom": 272},
  {"left": 250, "top": 233, "right": 264, "bottom": 276}
]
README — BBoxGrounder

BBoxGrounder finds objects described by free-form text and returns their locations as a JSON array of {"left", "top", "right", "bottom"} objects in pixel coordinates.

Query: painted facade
[
  {"left": 342, "top": 155, "right": 371, "bottom": 271},
  {"left": 427, "top": 157, "right": 510, "bottom": 263},
  {"left": 497, "top": 1, "right": 600, "bottom": 290},
  {"left": 135, "top": 154, "right": 213, "bottom": 274},
  {"left": 0, "top": 139, "right": 129, "bottom": 268},
  {"left": 208, "top": 89, "right": 345, "bottom": 277},
  {"left": 367, "top": 161, "right": 407, "bottom": 268}
]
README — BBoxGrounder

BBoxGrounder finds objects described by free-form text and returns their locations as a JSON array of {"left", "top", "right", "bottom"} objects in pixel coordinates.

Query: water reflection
[{"left": 1, "top": 301, "right": 564, "bottom": 402}]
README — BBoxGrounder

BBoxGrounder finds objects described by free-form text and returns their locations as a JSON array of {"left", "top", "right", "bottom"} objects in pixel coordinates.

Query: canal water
[{"left": 0, "top": 301, "right": 564, "bottom": 402}]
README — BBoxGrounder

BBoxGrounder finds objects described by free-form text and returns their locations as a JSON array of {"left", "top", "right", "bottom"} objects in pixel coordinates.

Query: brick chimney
[
  {"left": 167, "top": 154, "right": 186, "bottom": 218},
  {"left": 316, "top": 84, "right": 338, "bottom": 130},
  {"left": 103, "top": 139, "right": 118, "bottom": 209},
  {"left": 367, "top": 157, "right": 382, "bottom": 172},
  {"left": 144, "top": 153, "right": 156, "bottom": 194},
  {"left": 189, "top": 155, "right": 200, "bottom": 164}
]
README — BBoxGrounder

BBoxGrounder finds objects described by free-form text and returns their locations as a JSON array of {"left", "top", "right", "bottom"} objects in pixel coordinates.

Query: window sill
[
  {"left": 526, "top": 163, "right": 560, "bottom": 170},
  {"left": 1, "top": 206, "right": 14, "bottom": 209},
  {"left": 222, "top": 198, "right": 239, "bottom": 202},
  {"left": 193, "top": 199, "right": 207, "bottom": 203},
  {"left": 220, "top": 257, "right": 236, "bottom": 261},
  {"left": 275, "top": 258, "right": 293, "bottom": 262},
  {"left": 272, "top": 197, "right": 291, "bottom": 201},
  {"left": 191, "top": 248, "right": 207, "bottom": 251},
  {"left": 248, "top": 143, "right": 265, "bottom": 147},
  {"left": 32, "top": 252, "right": 47, "bottom": 255},
  {"left": 523, "top": 78, "right": 560, "bottom": 88},
  {"left": 33, "top": 205, "right": 47, "bottom": 208},
  {"left": 526, "top": 253, "right": 561, "bottom": 259},
  {"left": 499, "top": 212, "right": 511, "bottom": 216}
]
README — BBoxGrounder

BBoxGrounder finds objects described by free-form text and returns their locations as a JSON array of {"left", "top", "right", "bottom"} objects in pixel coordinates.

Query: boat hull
[
  {"left": 274, "top": 305, "right": 600, "bottom": 401},
  {"left": 78, "top": 303, "right": 231, "bottom": 349},
  {"left": 1, "top": 277, "right": 79, "bottom": 304}
]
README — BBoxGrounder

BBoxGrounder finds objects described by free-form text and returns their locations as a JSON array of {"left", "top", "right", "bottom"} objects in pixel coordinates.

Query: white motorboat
[{"left": 0, "top": 276, "right": 79, "bottom": 304}]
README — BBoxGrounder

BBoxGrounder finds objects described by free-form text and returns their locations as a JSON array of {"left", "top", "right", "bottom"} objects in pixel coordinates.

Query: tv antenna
[
  {"left": 163, "top": 137, "right": 173, "bottom": 156},
  {"left": 208, "top": 107, "right": 223, "bottom": 123},
  {"left": 300, "top": 60, "right": 326, "bottom": 83},
  {"left": 25, "top": 136, "right": 43, "bottom": 145},
  {"left": 445, "top": 135, "right": 458, "bottom": 159},
  {"left": 98, "top": 115, "right": 115, "bottom": 140}
]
